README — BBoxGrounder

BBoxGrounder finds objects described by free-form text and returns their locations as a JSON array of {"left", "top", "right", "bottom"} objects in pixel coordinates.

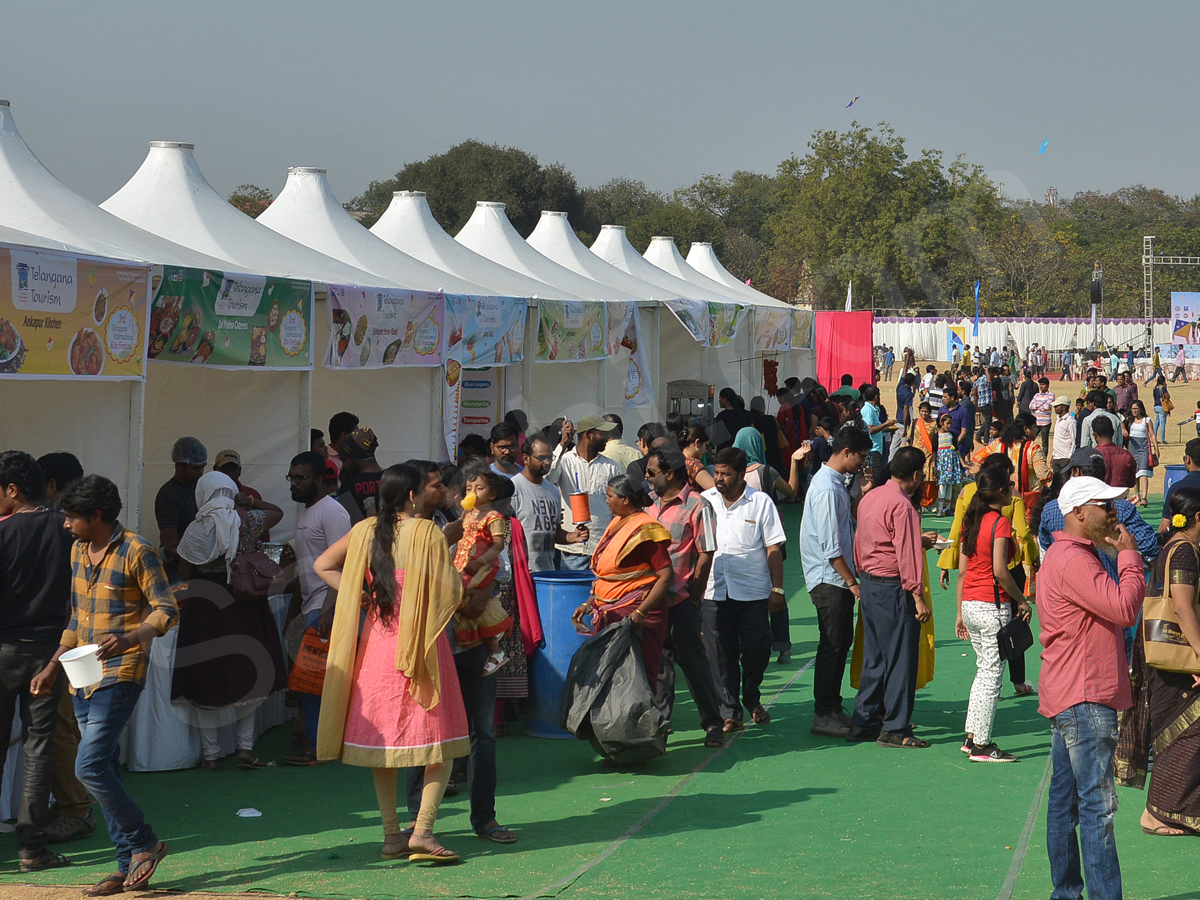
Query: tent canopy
[
  {"left": 456, "top": 202, "right": 637, "bottom": 302},
  {"left": 590, "top": 226, "right": 717, "bottom": 301},
  {"left": 371, "top": 192, "right": 560, "bottom": 299},
  {"left": 686, "top": 242, "right": 790, "bottom": 308},
  {"left": 526, "top": 212, "right": 678, "bottom": 300},
  {"left": 0, "top": 101, "right": 230, "bottom": 269},
  {"left": 102, "top": 143, "right": 386, "bottom": 285},
  {"left": 257, "top": 169, "right": 489, "bottom": 294},
  {"left": 643, "top": 236, "right": 745, "bottom": 304}
]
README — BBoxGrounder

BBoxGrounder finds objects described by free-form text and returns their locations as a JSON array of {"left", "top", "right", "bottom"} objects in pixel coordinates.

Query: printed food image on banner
[
  {"left": 608, "top": 303, "right": 654, "bottom": 408},
  {"left": 150, "top": 267, "right": 313, "bottom": 368},
  {"left": 445, "top": 294, "right": 526, "bottom": 368},
  {"left": 324, "top": 286, "right": 443, "bottom": 368},
  {"left": 752, "top": 308, "right": 793, "bottom": 352},
  {"left": 664, "top": 298, "right": 748, "bottom": 348},
  {"left": 664, "top": 298, "right": 709, "bottom": 344},
  {"left": 535, "top": 299, "right": 607, "bottom": 362},
  {"left": 1, "top": 243, "right": 150, "bottom": 380},
  {"left": 792, "top": 309, "right": 815, "bottom": 350}
]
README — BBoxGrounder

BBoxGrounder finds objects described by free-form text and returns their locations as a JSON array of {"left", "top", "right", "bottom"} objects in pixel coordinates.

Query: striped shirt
[
  {"left": 649, "top": 485, "right": 717, "bottom": 605},
  {"left": 62, "top": 523, "right": 178, "bottom": 697}
]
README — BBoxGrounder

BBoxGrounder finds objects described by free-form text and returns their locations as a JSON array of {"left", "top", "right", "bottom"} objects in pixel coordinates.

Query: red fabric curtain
[{"left": 815, "top": 311, "right": 876, "bottom": 390}]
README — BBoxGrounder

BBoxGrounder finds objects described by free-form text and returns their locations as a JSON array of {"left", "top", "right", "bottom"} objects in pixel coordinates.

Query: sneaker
[
  {"left": 833, "top": 708, "right": 853, "bottom": 728},
  {"left": 810, "top": 713, "right": 850, "bottom": 738},
  {"left": 969, "top": 743, "right": 1017, "bottom": 763},
  {"left": 960, "top": 738, "right": 975, "bottom": 755},
  {"left": 43, "top": 810, "right": 96, "bottom": 844}
]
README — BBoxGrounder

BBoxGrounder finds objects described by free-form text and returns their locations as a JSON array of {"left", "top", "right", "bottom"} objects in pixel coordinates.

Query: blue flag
[{"left": 972, "top": 279, "right": 981, "bottom": 337}]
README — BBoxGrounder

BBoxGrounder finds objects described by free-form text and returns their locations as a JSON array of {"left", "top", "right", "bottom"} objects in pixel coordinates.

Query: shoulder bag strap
[{"left": 989, "top": 513, "right": 1005, "bottom": 612}]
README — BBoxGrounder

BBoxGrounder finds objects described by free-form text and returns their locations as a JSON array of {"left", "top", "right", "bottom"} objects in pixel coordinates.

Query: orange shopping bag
[{"left": 288, "top": 626, "right": 329, "bottom": 696}]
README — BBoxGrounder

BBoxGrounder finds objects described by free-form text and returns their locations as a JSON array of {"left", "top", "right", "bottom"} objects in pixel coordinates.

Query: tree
[
  {"left": 346, "top": 140, "right": 586, "bottom": 236},
  {"left": 228, "top": 184, "right": 274, "bottom": 218},
  {"left": 577, "top": 178, "right": 666, "bottom": 243}
]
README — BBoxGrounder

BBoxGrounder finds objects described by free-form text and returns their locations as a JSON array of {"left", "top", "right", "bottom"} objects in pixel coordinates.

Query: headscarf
[
  {"left": 177, "top": 471, "right": 240, "bottom": 578},
  {"left": 733, "top": 426, "right": 767, "bottom": 467}
]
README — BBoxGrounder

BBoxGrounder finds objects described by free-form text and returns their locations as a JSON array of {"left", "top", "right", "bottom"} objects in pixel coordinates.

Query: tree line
[{"left": 229, "top": 124, "right": 1200, "bottom": 318}]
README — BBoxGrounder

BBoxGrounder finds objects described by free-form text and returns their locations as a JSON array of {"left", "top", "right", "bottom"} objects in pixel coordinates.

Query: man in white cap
[
  {"left": 1049, "top": 396, "right": 1076, "bottom": 474},
  {"left": 1037, "top": 475, "right": 1144, "bottom": 900}
]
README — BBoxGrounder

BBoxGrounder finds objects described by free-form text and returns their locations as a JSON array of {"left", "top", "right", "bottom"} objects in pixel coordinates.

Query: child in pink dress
[{"left": 453, "top": 470, "right": 513, "bottom": 676}]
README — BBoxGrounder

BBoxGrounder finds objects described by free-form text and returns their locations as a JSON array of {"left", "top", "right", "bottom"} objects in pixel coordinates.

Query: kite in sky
[
  {"left": 1037, "top": 139, "right": 1049, "bottom": 155},
  {"left": 846, "top": 97, "right": 859, "bottom": 108}
]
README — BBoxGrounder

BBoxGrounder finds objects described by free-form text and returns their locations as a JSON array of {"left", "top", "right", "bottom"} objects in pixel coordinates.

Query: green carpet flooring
[{"left": 2, "top": 500, "right": 1196, "bottom": 899}]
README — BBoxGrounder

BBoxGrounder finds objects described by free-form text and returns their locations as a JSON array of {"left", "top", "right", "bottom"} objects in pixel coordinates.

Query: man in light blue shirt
[
  {"left": 860, "top": 385, "right": 895, "bottom": 483},
  {"left": 800, "top": 424, "right": 873, "bottom": 738}
]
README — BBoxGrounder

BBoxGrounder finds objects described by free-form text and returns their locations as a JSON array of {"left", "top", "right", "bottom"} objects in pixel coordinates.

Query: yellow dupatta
[{"left": 316, "top": 516, "right": 461, "bottom": 761}]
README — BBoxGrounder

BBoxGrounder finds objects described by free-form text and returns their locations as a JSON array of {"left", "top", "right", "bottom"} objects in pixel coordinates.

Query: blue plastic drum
[{"left": 526, "top": 570, "right": 593, "bottom": 739}]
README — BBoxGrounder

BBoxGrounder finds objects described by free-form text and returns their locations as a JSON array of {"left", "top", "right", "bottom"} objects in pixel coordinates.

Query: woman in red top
[{"left": 955, "top": 466, "right": 1031, "bottom": 762}]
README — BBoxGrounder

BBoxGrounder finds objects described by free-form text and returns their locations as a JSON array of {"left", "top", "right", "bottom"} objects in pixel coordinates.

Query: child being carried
[{"left": 454, "top": 468, "right": 514, "bottom": 676}]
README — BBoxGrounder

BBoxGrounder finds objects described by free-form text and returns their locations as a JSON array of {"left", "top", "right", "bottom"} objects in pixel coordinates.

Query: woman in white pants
[{"left": 954, "top": 465, "right": 1031, "bottom": 762}]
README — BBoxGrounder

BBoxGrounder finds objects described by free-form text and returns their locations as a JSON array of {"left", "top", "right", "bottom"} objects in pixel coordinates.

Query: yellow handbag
[{"left": 1144, "top": 542, "right": 1200, "bottom": 674}]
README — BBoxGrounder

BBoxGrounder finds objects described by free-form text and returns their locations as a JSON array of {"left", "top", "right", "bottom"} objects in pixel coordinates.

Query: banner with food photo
[
  {"left": 324, "top": 285, "right": 443, "bottom": 369},
  {"left": 663, "top": 298, "right": 748, "bottom": 348},
  {"left": 0, "top": 243, "right": 150, "bottom": 380},
  {"left": 148, "top": 267, "right": 313, "bottom": 369},
  {"left": 535, "top": 299, "right": 607, "bottom": 362},
  {"left": 752, "top": 308, "right": 794, "bottom": 352},
  {"left": 607, "top": 302, "right": 654, "bottom": 408},
  {"left": 792, "top": 308, "right": 815, "bottom": 350}
]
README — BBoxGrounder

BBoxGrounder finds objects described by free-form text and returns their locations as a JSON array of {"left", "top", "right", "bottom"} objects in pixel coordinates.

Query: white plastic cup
[{"left": 59, "top": 644, "right": 104, "bottom": 690}]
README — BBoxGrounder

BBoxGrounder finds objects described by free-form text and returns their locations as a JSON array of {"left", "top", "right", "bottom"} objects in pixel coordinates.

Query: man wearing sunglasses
[{"left": 1037, "top": 475, "right": 1145, "bottom": 900}]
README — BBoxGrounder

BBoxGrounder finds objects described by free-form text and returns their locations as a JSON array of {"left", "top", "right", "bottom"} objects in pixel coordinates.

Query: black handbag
[{"left": 989, "top": 515, "right": 1034, "bottom": 661}]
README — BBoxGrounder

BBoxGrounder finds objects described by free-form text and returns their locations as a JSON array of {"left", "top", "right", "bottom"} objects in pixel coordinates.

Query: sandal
[
  {"left": 237, "top": 752, "right": 274, "bottom": 770},
  {"left": 124, "top": 841, "right": 169, "bottom": 891},
  {"left": 751, "top": 705, "right": 772, "bottom": 726},
  {"left": 481, "top": 650, "right": 509, "bottom": 677},
  {"left": 83, "top": 873, "right": 126, "bottom": 897},
  {"left": 283, "top": 751, "right": 317, "bottom": 767},
  {"left": 477, "top": 823, "right": 518, "bottom": 844},
  {"left": 722, "top": 718, "right": 744, "bottom": 734},
  {"left": 18, "top": 849, "right": 70, "bottom": 873},
  {"left": 407, "top": 833, "right": 460, "bottom": 864},
  {"left": 704, "top": 727, "right": 725, "bottom": 748},
  {"left": 1012, "top": 683, "right": 1037, "bottom": 696},
  {"left": 876, "top": 731, "right": 930, "bottom": 749},
  {"left": 381, "top": 832, "right": 412, "bottom": 860}
]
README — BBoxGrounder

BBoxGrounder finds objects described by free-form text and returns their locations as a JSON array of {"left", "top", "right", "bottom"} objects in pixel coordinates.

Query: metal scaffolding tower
[{"left": 1143, "top": 234, "right": 1200, "bottom": 347}]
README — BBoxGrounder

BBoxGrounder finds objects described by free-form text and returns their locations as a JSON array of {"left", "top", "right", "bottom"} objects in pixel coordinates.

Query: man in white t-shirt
[
  {"left": 703, "top": 447, "right": 787, "bottom": 733},
  {"left": 289, "top": 450, "right": 351, "bottom": 762},
  {"left": 546, "top": 414, "right": 621, "bottom": 570},
  {"left": 510, "top": 435, "right": 588, "bottom": 571}
]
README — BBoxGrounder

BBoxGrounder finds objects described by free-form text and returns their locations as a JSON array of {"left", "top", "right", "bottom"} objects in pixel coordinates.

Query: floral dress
[{"left": 936, "top": 431, "right": 965, "bottom": 486}]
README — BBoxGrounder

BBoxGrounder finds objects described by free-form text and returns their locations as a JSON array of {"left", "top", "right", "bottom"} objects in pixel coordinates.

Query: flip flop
[
  {"left": 82, "top": 873, "right": 126, "bottom": 897},
  {"left": 1142, "top": 824, "right": 1191, "bottom": 836},
  {"left": 876, "top": 731, "right": 930, "bottom": 749},
  {"left": 408, "top": 845, "right": 460, "bottom": 864},
  {"left": 237, "top": 754, "right": 274, "bottom": 770},
  {"left": 477, "top": 824, "right": 518, "bottom": 844},
  {"left": 381, "top": 836, "right": 412, "bottom": 860},
  {"left": 123, "top": 841, "right": 168, "bottom": 891}
]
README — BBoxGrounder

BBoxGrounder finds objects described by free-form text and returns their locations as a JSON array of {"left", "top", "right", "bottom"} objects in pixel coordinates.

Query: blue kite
[{"left": 1037, "top": 139, "right": 1049, "bottom": 155}]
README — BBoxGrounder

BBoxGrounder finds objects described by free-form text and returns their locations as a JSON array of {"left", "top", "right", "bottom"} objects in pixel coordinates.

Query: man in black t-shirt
[
  {"left": 154, "top": 436, "right": 207, "bottom": 579},
  {"left": 0, "top": 451, "right": 76, "bottom": 872},
  {"left": 712, "top": 387, "right": 752, "bottom": 450},
  {"left": 336, "top": 427, "right": 384, "bottom": 521}
]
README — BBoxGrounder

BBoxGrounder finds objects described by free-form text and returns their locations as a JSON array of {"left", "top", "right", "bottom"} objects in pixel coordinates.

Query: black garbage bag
[{"left": 560, "top": 617, "right": 667, "bottom": 764}]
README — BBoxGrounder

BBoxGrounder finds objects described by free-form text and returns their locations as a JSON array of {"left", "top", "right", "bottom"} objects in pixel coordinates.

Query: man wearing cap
[
  {"left": 1030, "top": 378, "right": 1056, "bottom": 454},
  {"left": 336, "top": 427, "right": 383, "bottom": 522},
  {"left": 1038, "top": 448, "right": 1160, "bottom": 582},
  {"left": 546, "top": 414, "right": 620, "bottom": 571},
  {"left": 1037, "top": 476, "right": 1145, "bottom": 900},
  {"left": 214, "top": 450, "right": 271, "bottom": 541},
  {"left": 1050, "top": 396, "right": 1076, "bottom": 473},
  {"left": 153, "top": 436, "right": 207, "bottom": 581}
]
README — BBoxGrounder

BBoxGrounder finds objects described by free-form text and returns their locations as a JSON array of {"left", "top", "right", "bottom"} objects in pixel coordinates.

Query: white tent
[
  {"left": 456, "top": 202, "right": 638, "bottom": 303},
  {"left": 591, "top": 225, "right": 718, "bottom": 301},
  {"left": 686, "top": 241, "right": 790, "bottom": 309},
  {"left": 643, "top": 236, "right": 749, "bottom": 304},
  {"left": 256, "top": 169, "right": 489, "bottom": 295},
  {"left": 101, "top": 142, "right": 389, "bottom": 540},
  {"left": 371, "top": 191, "right": 566, "bottom": 299}
]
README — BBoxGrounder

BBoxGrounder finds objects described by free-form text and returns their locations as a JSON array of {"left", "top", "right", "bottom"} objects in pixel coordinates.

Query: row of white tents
[{"left": 0, "top": 100, "right": 812, "bottom": 540}]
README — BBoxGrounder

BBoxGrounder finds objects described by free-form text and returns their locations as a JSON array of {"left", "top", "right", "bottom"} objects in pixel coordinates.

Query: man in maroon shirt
[
  {"left": 847, "top": 447, "right": 935, "bottom": 748},
  {"left": 1090, "top": 416, "right": 1136, "bottom": 493},
  {"left": 1038, "top": 476, "right": 1144, "bottom": 900}
]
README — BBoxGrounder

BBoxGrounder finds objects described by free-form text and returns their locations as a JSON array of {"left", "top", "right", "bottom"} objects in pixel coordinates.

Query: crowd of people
[{"left": 1, "top": 356, "right": 1198, "bottom": 896}]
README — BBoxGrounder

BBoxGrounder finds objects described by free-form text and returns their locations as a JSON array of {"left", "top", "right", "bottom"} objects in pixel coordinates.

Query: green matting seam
[{"left": 1, "top": 499, "right": 1192, "bottom": 899}]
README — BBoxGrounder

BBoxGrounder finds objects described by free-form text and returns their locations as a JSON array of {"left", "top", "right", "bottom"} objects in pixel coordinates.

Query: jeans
[
  {"left": 0, "top": 641, "right": 60, "bottom": 854},
  {"left": 558, "top": 551, "right": 591, "bottom": 572},
  {"left": 712, "top": 598, "right": 771, "bottom": 721},
  {"left": 74, "top": 682, "right": 158, "bottom": 875},
  {"left": 407, "top": 644, "right": 497, "bottom": 833},
  {"left": 1047, "top": 702, "right": 1122, "bottom": 900},
  {"left": 809, "top": 583, "right": 855, "bottom": 716},
  {"left": 1172, "top": 364, "right": 1188, "bottom": 383},
  {"left": 655, "top": 599, "right": 725, "bottom": 731},
  {"left": 1153, "top": 406, "right": 1167, "bottom": 444},
  {"left": 300, "top": 609, "right": 322, "bottom": 752},
  {"left": 850, "top": 576, "right": 920, "bottom": 737}
]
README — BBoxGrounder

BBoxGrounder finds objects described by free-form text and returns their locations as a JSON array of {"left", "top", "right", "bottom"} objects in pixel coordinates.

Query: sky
[{"left": 4, "top": 1, "right": 1198, "bottom": 210}]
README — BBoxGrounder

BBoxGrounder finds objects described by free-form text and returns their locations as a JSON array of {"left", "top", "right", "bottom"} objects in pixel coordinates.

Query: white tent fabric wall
[
  {"left": 874, "top": 317, "right": 1172, "bottom": 362},
  {"left": 256, "top": 169, "right": 489, "bottom": 294}
]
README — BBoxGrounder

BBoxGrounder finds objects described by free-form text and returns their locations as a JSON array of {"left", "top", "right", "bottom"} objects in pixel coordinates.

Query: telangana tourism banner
[
  {"left": 324, "top": 285, "right": 443, "bottom": 369},
  {"left": 752, "top": 308, "right": 794, "bottom": 352},
  {"left": 150, "top": 267, "right": 313, "bottom": 369},
  {"left": 792, "top": 309, "right": 815, "bottom": 350},
  {"left": 1170, "top": 292, "right": 1200, "bottom": 344},
  {"left": 665, "top": 299, "right": 748, "bottom": 348},
  {"left": 607, "top": 302, "right": 654, "bottom": 408},
  {"left": 535, "top": 299, "right": 607, "bottom": 362},
  {"left": 0, "top": 243, "right": 150, "bottom": 380}
]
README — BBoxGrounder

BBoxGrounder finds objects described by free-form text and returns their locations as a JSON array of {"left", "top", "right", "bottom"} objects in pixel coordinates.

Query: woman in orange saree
[{"left": 912, "top": 401, "right": 938, "bottom": 509}]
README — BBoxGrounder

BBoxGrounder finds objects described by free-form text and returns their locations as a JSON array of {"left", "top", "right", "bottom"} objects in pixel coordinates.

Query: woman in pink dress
[{"left": 315, "top": 464, "right": 469, "bottom": 864}]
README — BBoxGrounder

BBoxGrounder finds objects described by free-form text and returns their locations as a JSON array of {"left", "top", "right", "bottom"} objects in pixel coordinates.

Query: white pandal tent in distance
[{"left": 102, "top": 141, "right": 393, "bottom": 540}]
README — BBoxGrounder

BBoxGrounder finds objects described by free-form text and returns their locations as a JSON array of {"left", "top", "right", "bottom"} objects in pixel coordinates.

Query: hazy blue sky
[{"left": 5, "top": 1, "right": 1197, "bottom": 210}]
